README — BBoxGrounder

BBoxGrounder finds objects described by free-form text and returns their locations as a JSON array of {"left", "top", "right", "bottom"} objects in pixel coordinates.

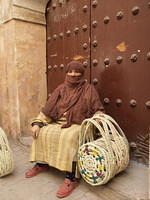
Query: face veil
[{"left": 65, "top": 61, "right": 85, "bottom": 88}]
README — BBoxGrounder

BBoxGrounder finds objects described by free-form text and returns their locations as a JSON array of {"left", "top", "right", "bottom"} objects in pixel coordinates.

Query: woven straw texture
[
  {"left": 78, "top": 114, "right": 129, "bottom": 186},
  {"left": 0, "top": 128, "right": 14, "bottom": 177}
]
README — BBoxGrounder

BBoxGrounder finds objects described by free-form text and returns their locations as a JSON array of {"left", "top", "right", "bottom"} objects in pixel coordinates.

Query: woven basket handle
[
  {"left": 80, "top": 117, "right": 112, "bottom": 153},
  {"left": 79, "top": 114, "right": 128, "bottom": 151},
  {"left": 92, "top": 114, "right": 128, "bottom": 145}
]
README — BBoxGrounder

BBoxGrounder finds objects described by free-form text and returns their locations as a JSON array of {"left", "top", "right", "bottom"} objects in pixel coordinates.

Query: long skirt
[{"left": 30, "top": 120, "right": 81, "bottom": 177}]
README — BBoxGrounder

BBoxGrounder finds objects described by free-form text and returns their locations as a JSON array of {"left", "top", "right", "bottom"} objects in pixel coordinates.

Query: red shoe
[
  {"left": 56, "top": 178, "right": 79, "bottom": 198},
  {"left": 25, "top": 164, "right": 49, "bottom": 178}
]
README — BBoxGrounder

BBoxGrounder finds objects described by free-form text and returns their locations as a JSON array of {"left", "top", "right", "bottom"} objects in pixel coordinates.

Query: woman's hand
[
  {"left": 31, "top": 125, "right": 41, "bottom": 139},
  {"left": 94, "top": 112, "right": 104, "bottom": 123}
]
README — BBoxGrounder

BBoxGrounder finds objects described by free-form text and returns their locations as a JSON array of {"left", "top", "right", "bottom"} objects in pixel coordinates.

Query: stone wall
[
  {"left": 0, "top": 21, "right": 17, "bottom": 137},
  {"left": 0, "top": 0, "right": 12, "bottom": 23},
  {"left": 0, "top": 0, "right": 49, "bottom": 24},
  {"left": 0, "top": 0, "right": 49, "bottom": 137}
]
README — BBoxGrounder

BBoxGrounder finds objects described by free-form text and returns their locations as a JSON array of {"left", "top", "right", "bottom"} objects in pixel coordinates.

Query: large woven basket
[
  {"left": 78, "top": 114, "right": 129, "bottom": 186},
  {"left": 0, "top": 128, "right": 14, "bottom": 177}
]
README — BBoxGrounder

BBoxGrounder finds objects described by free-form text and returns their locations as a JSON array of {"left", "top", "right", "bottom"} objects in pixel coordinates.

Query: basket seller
[{"left": 25, "top": 60, "right": 104, "bottom": 198}]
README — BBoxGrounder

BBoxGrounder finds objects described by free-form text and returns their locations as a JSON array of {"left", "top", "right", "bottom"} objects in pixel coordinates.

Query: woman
[{"left": 25, "top": 60, "right": 104, "bottom": 198}]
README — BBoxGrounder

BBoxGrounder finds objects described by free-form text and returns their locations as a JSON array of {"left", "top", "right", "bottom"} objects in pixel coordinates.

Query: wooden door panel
[
  {"left": 90, "top": 0, "right": 150, "bottom": 141},
  {"left": 46, "top": 0, "right": 91, "bottom": 95}
]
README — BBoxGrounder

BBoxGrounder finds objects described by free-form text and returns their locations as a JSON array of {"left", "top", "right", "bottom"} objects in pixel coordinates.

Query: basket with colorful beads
[{"left": 78, "top": 114, "right": 129, "bottom": 186}]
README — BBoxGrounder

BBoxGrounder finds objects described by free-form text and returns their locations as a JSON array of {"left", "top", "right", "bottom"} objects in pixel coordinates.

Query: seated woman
[{"left": 25, "top": 60, "right": 104, "bottom": 198}]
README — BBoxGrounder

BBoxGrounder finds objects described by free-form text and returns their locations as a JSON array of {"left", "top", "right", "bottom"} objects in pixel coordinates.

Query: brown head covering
[
  {"left": 65, "top": 60, "right": 85, "bottom": 75},
  {"left": 42, "top": 61, "right": 104, "bottom": 128},
  {"left": 65, "top": 60, "right": 85, "bottom": 88}
]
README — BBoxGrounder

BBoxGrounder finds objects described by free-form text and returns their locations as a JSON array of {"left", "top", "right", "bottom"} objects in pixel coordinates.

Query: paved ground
[{"left": 0, "top": 138, "right": 149, "bottom": 200}]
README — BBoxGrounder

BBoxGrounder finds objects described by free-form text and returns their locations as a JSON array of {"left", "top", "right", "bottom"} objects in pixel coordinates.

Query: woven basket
[
  {"left": 78, "top": 114, "right": 129, "bottom": 186},
  {"left": 0, "top": 128, "right": 14, "bottom": 177}
]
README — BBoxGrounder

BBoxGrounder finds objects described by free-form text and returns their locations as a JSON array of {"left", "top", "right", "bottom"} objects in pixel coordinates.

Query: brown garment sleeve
[{"left": 30, "top": 112, "right": 52, "bottom": 126}]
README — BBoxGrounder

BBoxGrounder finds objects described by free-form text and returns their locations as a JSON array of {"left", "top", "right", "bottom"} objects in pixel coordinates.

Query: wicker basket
[
  {"left": 78, "top": 114, "right": 129, "bottom": 186},
  {"left": 0, "top": 128, "right": 14, "bottom": 177}
]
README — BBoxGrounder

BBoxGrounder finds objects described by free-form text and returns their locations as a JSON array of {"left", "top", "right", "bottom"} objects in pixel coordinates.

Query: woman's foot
[
  {"left": 56, "top": 178, "right": 79, "bottom": 198},
  {"left": 25, "top": 164, "right": 49, "bottom": 178}
]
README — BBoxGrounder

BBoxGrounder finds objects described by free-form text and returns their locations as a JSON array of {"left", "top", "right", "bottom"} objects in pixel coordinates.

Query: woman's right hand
[{"left": 31, "top": 125, "right": 41, "bottom": 139}]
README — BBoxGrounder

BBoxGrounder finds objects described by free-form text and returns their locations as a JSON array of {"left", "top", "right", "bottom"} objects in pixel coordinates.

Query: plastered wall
[{"left": 0, "top": 0, "right": 49, "bottom": 137}]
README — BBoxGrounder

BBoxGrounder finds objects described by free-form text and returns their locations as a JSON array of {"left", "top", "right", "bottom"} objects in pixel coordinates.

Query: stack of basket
[
  {"left": 78, "top": 114, "right": 129, "bottom": 186},
  {"left": 0, "top": 128, "right": 14, "bottom": 177}
]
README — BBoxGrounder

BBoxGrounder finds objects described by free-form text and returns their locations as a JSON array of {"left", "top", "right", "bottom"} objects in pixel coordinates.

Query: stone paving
[{"left": 0, "top": 139, "right": 149, "bottom": 200}]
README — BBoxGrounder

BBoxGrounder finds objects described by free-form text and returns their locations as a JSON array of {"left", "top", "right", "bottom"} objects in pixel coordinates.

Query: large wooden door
[{"left": 46, "top": 1, "right": 150, "bottom": 149}]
